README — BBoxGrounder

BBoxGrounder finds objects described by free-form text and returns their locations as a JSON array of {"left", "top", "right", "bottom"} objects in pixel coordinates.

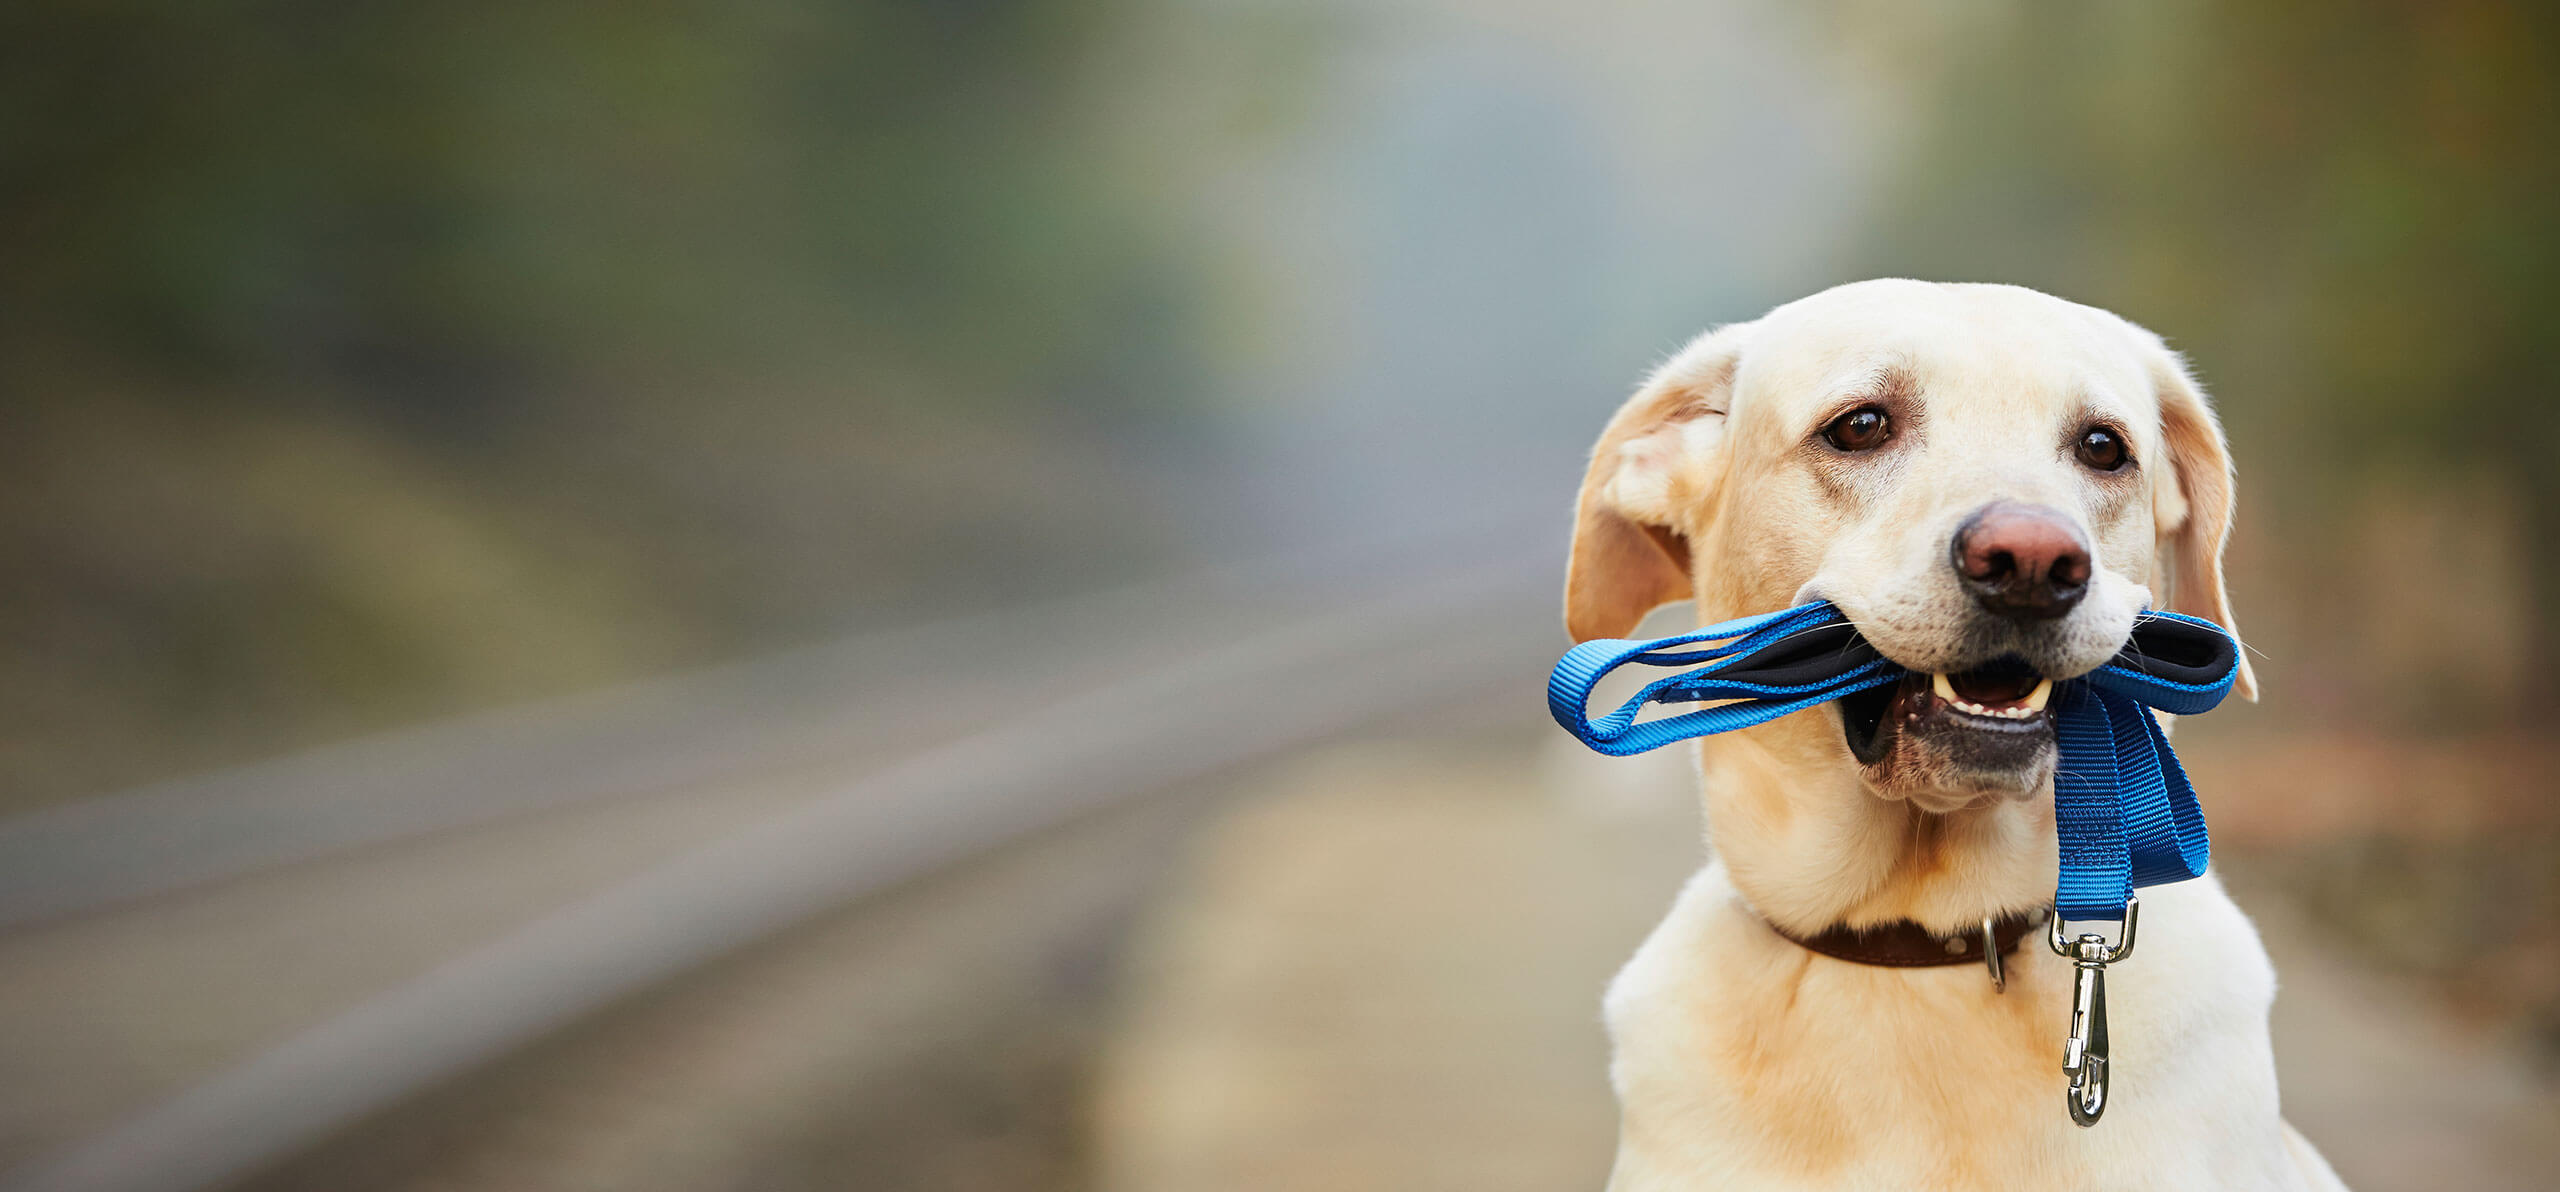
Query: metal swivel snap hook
[{"left": 2047, "top": 894, "right": 2138, "bottom": 1127}]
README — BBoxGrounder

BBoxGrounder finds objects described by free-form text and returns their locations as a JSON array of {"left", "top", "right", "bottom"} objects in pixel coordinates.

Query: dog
[{"left": 1564, "top": 280, "right": 2347, "bottom": 1190}]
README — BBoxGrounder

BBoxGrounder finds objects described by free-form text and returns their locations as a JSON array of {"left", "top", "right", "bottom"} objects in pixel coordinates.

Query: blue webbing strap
[
  {"left": 1547, "top": 601, "right": 2238, "bottom": 920},
  {"left": 1546, "top": 603, "right": 1901, "bottom": 757}
]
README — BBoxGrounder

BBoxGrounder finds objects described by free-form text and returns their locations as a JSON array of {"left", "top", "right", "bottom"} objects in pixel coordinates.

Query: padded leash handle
[{"left": 1547, "top": 602, "right": 1898, "bottom": 757}]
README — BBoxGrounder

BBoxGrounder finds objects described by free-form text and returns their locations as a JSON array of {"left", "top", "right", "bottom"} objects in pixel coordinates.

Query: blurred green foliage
[
  {"left": 0, "top": 0, "right": 1216, "bottom": 801},
  {"left": 0, "top": 0, "right": 1200, "bottom": 399}
]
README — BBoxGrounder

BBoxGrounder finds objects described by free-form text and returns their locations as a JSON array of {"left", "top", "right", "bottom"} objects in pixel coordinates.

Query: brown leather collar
[{"left": 1772, "top": 908, "right": 2052, "bottom": 973}]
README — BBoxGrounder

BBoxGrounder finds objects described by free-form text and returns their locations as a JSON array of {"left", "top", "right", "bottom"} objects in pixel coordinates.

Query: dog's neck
[{"left": 1696, "top": 726, "right": 2058, "bottom": 938}]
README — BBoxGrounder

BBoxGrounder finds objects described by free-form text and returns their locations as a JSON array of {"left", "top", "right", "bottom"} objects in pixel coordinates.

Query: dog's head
[{"left": 1566, "top": 280, "right": 2253, "bottom": 813}]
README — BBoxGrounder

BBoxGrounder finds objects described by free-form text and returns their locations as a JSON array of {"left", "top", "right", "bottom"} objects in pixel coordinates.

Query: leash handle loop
[{"left": 1546, "top": 602, "right": 1898, "bottom": 757}]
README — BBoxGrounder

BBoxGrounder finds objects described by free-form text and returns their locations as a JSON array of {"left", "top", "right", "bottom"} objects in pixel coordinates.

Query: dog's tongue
[{"left": 1949, "top": 668, "right": 2040, "bottom": 706}]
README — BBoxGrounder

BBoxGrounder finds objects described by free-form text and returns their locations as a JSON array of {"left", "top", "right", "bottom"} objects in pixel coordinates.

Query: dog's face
[{"left": 1566, "top": 281, "right": 2253, "bottom": 813}]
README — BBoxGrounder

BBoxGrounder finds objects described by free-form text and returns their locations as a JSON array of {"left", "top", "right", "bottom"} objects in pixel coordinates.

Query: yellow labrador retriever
[{"left": 1566, "top": 281, "right": 2346, "bottom": 1190}]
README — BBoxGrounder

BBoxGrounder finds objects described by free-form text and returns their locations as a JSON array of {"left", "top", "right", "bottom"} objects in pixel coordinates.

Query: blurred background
[{"left": 2, "top": 1, "right": 2555, "bottom": 1189}]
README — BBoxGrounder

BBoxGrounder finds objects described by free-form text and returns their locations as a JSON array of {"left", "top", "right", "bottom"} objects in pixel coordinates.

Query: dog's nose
[{"left": 1950, "top": 501, "right": 2091, "bottom": 621}]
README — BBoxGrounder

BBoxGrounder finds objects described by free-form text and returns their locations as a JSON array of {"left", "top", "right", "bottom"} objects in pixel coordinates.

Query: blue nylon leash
[{"left": 1547, "top": 601, "right": 2238, "bottom": 921}]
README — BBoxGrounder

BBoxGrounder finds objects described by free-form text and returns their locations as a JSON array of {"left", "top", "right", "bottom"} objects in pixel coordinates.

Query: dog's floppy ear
[
  {"left": 1564, "top": 325, "right": 1748, "bottom": 642},
  {"left": 2144, "top": 339, "right": 2259, "bottom": 700}
]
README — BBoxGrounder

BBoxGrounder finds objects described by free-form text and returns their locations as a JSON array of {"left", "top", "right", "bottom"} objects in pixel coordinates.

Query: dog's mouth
[{"left": 1841, "top": 656, "right": 2056, "bottom": 769}]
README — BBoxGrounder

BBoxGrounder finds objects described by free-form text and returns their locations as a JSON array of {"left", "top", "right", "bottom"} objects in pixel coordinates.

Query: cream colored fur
[{"left": 1566, "top": 280, "right": 2345, "bottom": 1190}]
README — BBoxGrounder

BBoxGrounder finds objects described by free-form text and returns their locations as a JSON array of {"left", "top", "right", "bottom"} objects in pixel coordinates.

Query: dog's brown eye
[
  {"left": 1822, "top": 406, "right": 1892, "bottom": 452},
  {"left": 2075, "top": 427, "right": 2130, "bottom": 471}
]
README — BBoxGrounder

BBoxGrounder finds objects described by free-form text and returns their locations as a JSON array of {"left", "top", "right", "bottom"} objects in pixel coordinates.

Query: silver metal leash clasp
[
  {"left": 2046, "top": 894, "right": 2139, "bottom": 1127},
  {"left": 1981, "top": 916, "right": 2004, "bottom": 993}
]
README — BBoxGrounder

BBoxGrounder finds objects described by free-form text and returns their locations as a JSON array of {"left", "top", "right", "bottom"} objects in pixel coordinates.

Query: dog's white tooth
[
  {"left": 2022, "top": 679, "right": 2054, "bottom": 713},
  {"left": 1932, "top": 673, "right": 1957, "bottom": 704}
]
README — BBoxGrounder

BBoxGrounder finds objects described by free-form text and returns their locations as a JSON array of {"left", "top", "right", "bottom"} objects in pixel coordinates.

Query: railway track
[{"left": 0, "top": 526, "right": 1564, "bottom": 1192}]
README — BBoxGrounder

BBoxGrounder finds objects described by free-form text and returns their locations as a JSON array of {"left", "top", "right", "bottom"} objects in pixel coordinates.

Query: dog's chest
[{"left": 1603, "top": 875, "right": 2295, "bottom": 1191}]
